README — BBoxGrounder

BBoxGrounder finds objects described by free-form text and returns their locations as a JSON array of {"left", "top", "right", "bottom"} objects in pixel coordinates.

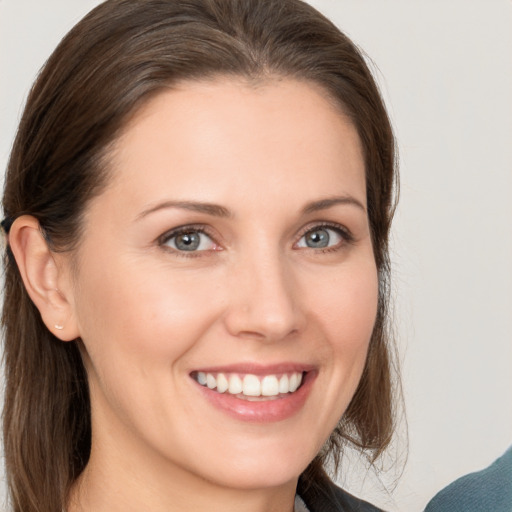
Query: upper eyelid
[
  {"left": 157, "top": 224, "right": 214, "bottom": 243},
  {"left": 157, "top": 225, "right": 220, "bottom": 257},
  {"left": 156, "top": 227, "right": 220, "bottom": 256},
  {"left": 296, "top": 221, "right": 353, "bottom": 240},
  {"left": 156, "top": 220, "right": 353, "bottom": 249}
]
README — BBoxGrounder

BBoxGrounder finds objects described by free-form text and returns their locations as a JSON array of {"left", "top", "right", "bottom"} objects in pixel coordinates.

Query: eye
[
  {"left": 295, "top": 225, "right": 348, "bottom": 250},
  {"left": 161, "top": 227, "right": 218, "bottom": 252}
]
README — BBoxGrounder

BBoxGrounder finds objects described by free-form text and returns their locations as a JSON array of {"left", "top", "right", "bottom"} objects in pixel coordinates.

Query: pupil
[
  {"left": 306, "top": 229, "right": 329, "bottom": 248},
  {"left": 176, "top": 232, "right": 200, "bottom": 251}
]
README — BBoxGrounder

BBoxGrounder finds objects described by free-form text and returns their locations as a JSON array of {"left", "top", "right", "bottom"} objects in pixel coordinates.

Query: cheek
[
  {"left": 295, "top": 259, "right": 379, "bottom": 442},
  {"left": 73, "top": 256, "right": 225, "bottom": 374},
  {"left": 311, "top": 261, "right": 379, "bottom": 354},
  {"left": 306, "top": 258, "right": 379, "bottom": 422}
]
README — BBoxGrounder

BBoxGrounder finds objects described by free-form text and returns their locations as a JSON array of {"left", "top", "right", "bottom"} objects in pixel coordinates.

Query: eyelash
[
  {"left": 296, "top": 222, "right": 354, "bottom": 253},
  {"left": 157, "top": 221, "right": 354, "bottom": 258},
  {"left": 157, "top": 224, "right": 217, "bottom": 258}
]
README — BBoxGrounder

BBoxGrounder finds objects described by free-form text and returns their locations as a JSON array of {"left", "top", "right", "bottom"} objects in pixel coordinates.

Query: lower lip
[{"left": 193, "top": 372, "right": 316, "bottom": 423}]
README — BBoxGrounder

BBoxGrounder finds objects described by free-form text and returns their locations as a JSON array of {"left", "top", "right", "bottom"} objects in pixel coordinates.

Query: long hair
[{"left": 2, "top": 1, "right": 399, "bottom": 510}]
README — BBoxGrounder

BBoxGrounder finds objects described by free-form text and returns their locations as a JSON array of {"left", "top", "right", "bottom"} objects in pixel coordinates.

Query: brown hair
[{"left": 2, "top": 1, "right": 399, "bottom": 510}]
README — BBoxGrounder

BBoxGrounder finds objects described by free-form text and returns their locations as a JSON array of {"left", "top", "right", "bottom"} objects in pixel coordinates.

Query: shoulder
[
  {"left": 298, "top": 471, "right": 386, "bottom": 512},
  {"left": 424, "top": 446, "right": 512, "bottom": 512}
]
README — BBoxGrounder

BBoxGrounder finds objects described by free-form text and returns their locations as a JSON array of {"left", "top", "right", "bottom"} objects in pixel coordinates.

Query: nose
[{"left": 223, "top": 251, "right": 304, "bottom": 342}]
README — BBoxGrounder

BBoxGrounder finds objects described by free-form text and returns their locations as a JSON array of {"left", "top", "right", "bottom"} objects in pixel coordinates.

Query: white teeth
[
  {"left": 242, "top": 374, "right": 261, "bottom": 396},
  {"left": 206, "top": 373, "right": 216, "bottom": 389},
  {"left": 195, "top": 371, "right": 304, "bottom": 397},
  {"left": 278, "top": 374, "right": 289, "bottom": 394},
  {"left": 261, "top": 375, "right": 279, "bottom": 396},
  {"left": 216, "top": 373, "right": 229, "bottom": 393},
  {"left": 228, "top": 374, "right": 243, "bottom": 394},
  {"left": 289, "top": 373, "right": 300, "bottom": 392}
]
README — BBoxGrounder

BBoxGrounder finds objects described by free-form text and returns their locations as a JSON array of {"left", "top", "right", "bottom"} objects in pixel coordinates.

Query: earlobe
[{"left": 8, "top": 215, "right": 80, "bottom": 341}]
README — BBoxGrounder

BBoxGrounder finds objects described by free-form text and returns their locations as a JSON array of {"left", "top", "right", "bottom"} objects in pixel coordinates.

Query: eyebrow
[
  {"left": 137, "top": 200, "right": 232, "bottom": 220},
  {"left": 301, "top": 195, "right": 366, "bottom": 214},
  {"left": 137, "top": 194, "right": 366, "bottom": 221}
]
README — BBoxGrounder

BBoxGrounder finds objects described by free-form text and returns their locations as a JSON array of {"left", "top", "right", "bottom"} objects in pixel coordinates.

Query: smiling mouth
[{"left": 191, "top": 371, "right": 305, "bottom": 401}]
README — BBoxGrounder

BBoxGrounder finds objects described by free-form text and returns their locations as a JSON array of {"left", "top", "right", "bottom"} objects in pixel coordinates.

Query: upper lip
[{"left": 190, "top": 362, "right": 315, "bottom": 376}]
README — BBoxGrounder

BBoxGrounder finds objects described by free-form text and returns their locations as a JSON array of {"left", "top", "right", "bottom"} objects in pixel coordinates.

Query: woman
[{"left": 1, "top": 1, "right": 398, "bottom": 511}]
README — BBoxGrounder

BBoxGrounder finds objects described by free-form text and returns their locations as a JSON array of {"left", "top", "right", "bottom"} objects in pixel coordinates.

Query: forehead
[{"left": 100, "top": 77, "right": 366, "bottom": 213}]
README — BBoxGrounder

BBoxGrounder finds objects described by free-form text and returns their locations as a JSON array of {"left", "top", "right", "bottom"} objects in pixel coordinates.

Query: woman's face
[{"left": 68, "top": 78, "right": 378, "bottom": 491}]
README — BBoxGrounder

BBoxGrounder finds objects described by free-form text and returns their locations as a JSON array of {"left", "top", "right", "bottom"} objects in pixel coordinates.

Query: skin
[{"left": 12, "top": 78, "right": 378, "bottom": 512}]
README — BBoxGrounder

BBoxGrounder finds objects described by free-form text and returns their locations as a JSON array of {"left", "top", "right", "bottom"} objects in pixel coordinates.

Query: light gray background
[{"left": 1, "top": 1, "right": 511, "bottom": 511}]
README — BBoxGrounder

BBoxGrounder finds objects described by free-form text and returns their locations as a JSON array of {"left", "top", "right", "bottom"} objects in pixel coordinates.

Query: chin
[
  {"left": 183, "top": 433, "right": 322, "bottom": 491},
  {"left": 200, "top": 460, "right": 307, "bottom": 491}
]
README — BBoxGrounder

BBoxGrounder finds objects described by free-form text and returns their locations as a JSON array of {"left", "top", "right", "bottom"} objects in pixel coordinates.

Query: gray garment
[
  {"left": 295, "top": 494, "right": 310, "bottom": 512},
  {"left": 424, "top": 445, "right": 512, "bottom": 512}
]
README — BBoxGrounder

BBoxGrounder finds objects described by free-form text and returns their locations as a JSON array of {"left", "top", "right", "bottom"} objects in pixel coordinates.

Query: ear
[{"left": 8, "top": 215, "right": 80, "bottom": 341}]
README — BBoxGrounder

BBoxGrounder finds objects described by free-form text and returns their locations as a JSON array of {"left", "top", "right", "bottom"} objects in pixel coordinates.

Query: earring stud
[{"left": 54, "top": 324, "right": 64, "bottom": 330}]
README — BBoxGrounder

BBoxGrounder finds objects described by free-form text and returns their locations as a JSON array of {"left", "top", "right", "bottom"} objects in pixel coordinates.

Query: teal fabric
[{"left": 424, "top": 445, "right": 512, "bottom": 512}]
